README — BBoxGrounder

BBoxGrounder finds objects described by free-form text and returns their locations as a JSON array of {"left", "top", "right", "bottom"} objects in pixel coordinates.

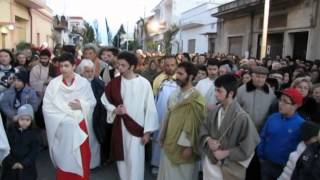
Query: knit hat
[
  {"left": 251, "top": 66, "right": 269, "bottom": 75},
  {"left": 301, "top": 121, "right": 320, "bottom": 141},
  {"left": 278, "top": 88, "right": 304, "bottom": 107},
  {"left": 15, "top": 70, "right": 29, "bottom": 84},
  {"left": 15, "top": 104, "right": 34, "bottom": 121}
]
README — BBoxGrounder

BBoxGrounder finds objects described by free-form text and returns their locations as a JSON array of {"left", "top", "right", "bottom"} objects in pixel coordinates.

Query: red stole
[{"left": 105, "top": 76, "right": 144, "bottom": 161}]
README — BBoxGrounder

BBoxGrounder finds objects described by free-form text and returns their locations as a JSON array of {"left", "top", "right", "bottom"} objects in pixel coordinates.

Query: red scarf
[{"left": 105, "top": 76, "right": 144, "bottom": 161}]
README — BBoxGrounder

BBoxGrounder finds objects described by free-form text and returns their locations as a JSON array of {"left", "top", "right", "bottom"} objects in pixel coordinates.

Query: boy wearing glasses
[{"left": 257, "top": 88, "right": 305, "bottom": 180}]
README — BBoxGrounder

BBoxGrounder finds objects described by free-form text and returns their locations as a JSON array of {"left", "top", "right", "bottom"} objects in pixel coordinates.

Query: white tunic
[
  {"left": 43, "top": 74, "right": 96, "bottom": 176},
  {"left": 0, "top": 115, "right": 9, "bottom": 164},
  {"left": 152, "top": 79, "right": 178, "bottom": 167},
  {"left": 101, "top": 75, "right": 159, "bottom": 180},
  {"left": 195, "top": 77, "right": 216, "bottom": 109}
]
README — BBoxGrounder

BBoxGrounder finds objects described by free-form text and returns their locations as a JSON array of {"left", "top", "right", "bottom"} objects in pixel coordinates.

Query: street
[{"left": 36, "top": 150, "right": 156, "bottom": 180}]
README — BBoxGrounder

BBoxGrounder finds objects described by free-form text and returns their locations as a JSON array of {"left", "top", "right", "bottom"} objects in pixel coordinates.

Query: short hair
[
  {"left": 59, "top": 52, "right": 75, "bottom": 65},
  {"left": 164, "top": 55, "right": 178, "bottom": 64},
  {"left": 214, "top": 74, "right": 238, "bottom": 98},
  {"left": 266, "top": 78, "right": 279, "bottom": 91},
  {"left": 99, "top": 47, "right": 119, "bottom": 58},
  {"left": 62, "top": 45, "right": 76, "bottom": 56},
  {"left": 207, "top": 58, "right": 220, "bottom": 67},
  {"left": 40, "top": 49, "right": 51, "bottom": 58},
  {"left": 198, "top": 65, "right": 208, "bottom": 76},
  {"left": 83, "top": 43, "right": 98, "bottom": 53},
  {"left": 0, "top": 49, "right": 14, "bottom": 63},
  {"left": 78, "top": 59, "right": 95, "bottom": 73},
  {"left": 177, "top": 62, "right": 198, "bottom": 80},
  {"left": 117, "top": 51, "right": 138, "bottom": 67}
]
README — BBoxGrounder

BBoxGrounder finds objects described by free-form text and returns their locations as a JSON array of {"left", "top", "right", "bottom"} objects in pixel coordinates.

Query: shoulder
[{"left": 138, "top": 75, "right": 151, "bottom": 85}]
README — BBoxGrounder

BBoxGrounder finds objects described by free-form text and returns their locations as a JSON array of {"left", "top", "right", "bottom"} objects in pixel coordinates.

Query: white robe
[
  {"left": 152, "top": 79, "right": 178, "bottom": 167},
  {"left": 42, "top": 74, "right": 96, "bottom": 176},
  {"left": 195, "top": 77, "right": 216, "bottom": 109},
  {"left": 101, "top": 75, "right": 159, "bottom": 180},
  {"left": 0, "top": 115, "right": 9, "bottom": 164}
]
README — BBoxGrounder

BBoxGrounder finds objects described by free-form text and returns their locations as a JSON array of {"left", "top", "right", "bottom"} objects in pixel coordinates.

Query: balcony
[
  {"left": 212, "top": 0, "right": 303, "bottom": 19},
  {"left": 15, "top": 0, "right": 46, "bottom": 9}
]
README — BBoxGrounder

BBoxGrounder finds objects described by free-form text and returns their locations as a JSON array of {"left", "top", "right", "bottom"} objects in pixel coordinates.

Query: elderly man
[
  {"left": 237, "top": 66, "right": 276, "bottom": 180},
  {"left": 78, "top": 59, "right": 105, "bottom": 169}
]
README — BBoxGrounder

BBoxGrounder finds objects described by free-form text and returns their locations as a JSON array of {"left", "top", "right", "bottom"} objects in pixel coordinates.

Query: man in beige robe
[{"left": 198, "top": 74, "right": 260, "bottom": 180}]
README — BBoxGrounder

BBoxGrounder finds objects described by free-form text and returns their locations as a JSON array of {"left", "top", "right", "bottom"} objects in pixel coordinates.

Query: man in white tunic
[
  {"left": 101, "top": 51, "right": 158, "bottom": 180},
  {"left": 43, "top": 53, "right": 96, "bottom": 180},
  {"left": 198, "top": 74, "right": 260, "bottom": 180},
  {"left": 0, "top": 115, "right": 10, "bottom": 164},
  {"left": 151, "top": 56, "right": 178, "bottom": 172},
  {"left": 195, "top": 58, "right": 219, "bottom": 110}
]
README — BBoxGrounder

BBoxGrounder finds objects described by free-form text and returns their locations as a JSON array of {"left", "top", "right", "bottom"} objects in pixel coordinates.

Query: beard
[
  {"left": 176, "top": 78, "right": 188, "bottom": 88},
  {"left": 40, "top": 61, "right": 49, "bottom": 67}
]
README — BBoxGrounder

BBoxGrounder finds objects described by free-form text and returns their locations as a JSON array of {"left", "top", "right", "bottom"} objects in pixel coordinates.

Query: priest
[{"left": 43, "top": 52, "right": 96, "bottom": 180}]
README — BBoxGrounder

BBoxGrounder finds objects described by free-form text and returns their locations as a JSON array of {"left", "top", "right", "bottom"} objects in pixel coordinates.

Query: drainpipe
[
  {"left": 248, "top": 12, "right": 255, "bottom": 58},
  {"left": 28, "top": 8, "right": 33, "bottom": 44}
]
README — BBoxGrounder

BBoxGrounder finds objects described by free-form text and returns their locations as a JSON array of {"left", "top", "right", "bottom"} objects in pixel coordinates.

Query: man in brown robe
[{"left": 198, "top": 74, "right": 260, "bottom": 180}]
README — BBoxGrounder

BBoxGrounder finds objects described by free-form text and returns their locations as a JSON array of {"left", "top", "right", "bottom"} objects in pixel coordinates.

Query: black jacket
[
  {"left": 291, "top": 142, "right": 320, "bottom": 180},
  {"left": 1, "top": 124, "right": 40, "bottom": 180}
]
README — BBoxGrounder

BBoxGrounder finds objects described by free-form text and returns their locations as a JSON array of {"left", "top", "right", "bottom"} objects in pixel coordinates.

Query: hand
[
  {"left": 213, "top": 150, "right": 230, "bottom": 161},
  {"left": 114, "top": 105, "right": 127, "bottom": 115},
  {"left": 142, "top": 133, "right": 151, "bottom": 145},
  {"left": 207, "top": 138, "right": 220, "bottom": 152},
  {"left": 181, "top": 147, "right": 193, "bottom": 160},
  {"left": 68, "top": 99, "right": 82, "bottom": 110}
]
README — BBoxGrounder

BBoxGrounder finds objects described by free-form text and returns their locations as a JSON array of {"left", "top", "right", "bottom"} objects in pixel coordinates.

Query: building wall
[
  {"left": 0, "top": 0, "right": 53, "bottom": 49},
  {"left": 215, "top": 0, "right": 320, "bottom": 60},
  {"left": 31, "top": 8, "right": 53, "bottom": 47}
]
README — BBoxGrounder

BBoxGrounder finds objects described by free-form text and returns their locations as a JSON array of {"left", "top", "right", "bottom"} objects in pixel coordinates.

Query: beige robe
[{"left": 198, "top": 100, "right": 260, "bottom": 180}]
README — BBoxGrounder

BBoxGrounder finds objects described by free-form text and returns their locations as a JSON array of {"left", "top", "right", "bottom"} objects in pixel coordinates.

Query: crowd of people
[{"left": 0, "top": 42, "right": 320, "bottom": 180}]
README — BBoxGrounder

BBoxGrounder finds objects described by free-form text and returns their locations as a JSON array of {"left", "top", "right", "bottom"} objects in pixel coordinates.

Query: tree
[
  {"left": 163, "top": 25, "right": 179, "bottom": 55},
  {"left": 83, "top": 22, "right": 95, "bottom": 44},
  {"left": 113, "top": 24, "right": 126, "bottom": 48}
]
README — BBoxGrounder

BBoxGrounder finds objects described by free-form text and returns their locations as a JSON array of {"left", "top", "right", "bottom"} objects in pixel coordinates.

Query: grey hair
[
  {"left": 83, "top": 43, "right": 98, "bottom": 53},
  {"left": 78, "top": 59, "right": 95, "bottom": 73}
]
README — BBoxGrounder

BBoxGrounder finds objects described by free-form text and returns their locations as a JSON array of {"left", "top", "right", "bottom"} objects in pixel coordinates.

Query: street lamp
[{"left": 260, "top": 0, "right": 270, "bottom": 60}]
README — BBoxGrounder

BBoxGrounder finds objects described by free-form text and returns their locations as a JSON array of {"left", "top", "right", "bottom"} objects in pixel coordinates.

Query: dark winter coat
[
  {"left": 1, "top": 124, "right": 40, "bottom": 180},
  {"left": 291, "top": 142, "right": 320, "bottom": 180},
  {"left": 91, "top": 77, "right": 108, "bottom": 144}
]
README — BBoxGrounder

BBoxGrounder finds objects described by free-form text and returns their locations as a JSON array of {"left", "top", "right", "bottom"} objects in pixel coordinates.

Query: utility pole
[{"left": 260, "top": 0, "right": 270, "bottom": 60}]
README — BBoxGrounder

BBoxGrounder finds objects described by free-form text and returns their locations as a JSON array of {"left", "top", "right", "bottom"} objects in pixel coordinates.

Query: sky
[{"left": 46, "top": 0, "right": 160, "bottom": 45}]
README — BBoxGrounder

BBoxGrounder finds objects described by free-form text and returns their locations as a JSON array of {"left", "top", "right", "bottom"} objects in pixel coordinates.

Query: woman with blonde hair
[{"left": 291, "top": 78, "right": 320, "bottom": 123}]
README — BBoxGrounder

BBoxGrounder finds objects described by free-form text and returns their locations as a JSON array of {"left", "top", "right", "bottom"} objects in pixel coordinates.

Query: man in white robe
[
  {"left": 101, "top": 51, "right": 158, "bottom": 180},
  {"left": 151, "top": 56, "right": 178, "bottom": 173},
  {"left": 43, "top": 53, "right": 96, "bottom": 180},
  {"left": 195, "top": 58, "right": 219, "bottom": 110},
  {"left": 0, "top": 115, "right": 10, "bottom": 164}
]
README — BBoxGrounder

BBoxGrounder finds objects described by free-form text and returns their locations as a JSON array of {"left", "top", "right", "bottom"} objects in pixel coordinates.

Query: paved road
[{"left": 36, "top": 150, "right": 157, "bottom": 180}]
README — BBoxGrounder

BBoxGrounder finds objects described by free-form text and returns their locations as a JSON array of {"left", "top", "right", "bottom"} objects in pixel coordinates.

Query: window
[{"left": 188, "top": 39, "right": 196, "bottom": 53}]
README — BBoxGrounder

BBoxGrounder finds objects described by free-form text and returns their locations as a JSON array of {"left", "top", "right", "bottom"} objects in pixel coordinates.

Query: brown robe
[{"left": 198, "top": 100, "right": 260, "bottom": 180}]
